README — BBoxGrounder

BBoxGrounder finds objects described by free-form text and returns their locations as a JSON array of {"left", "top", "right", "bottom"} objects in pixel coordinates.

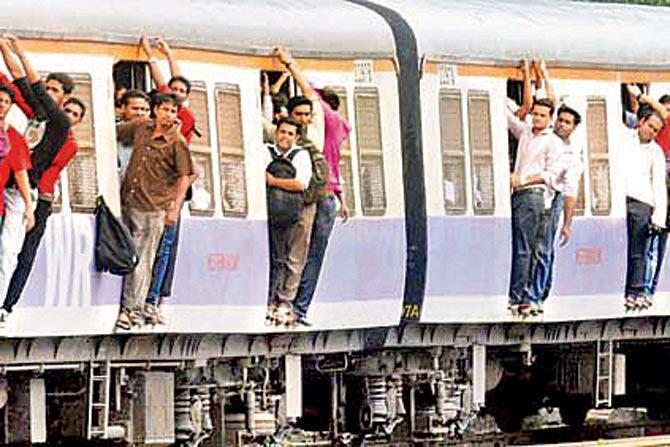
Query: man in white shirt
[
  {"left": 529, "top": 104, "right": 583, "bottom": 311},
  {"left": 622, "top": 107, "right": 667, "bottom": 310},
  {"left": 264, "top": 117, "right": 315, "bottom": 323},
  {"left": 507, "top": 98, "right": 563, "bottom": 316}
]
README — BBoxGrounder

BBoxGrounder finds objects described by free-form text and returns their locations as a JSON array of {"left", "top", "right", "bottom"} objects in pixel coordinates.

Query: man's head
[
  {"left": 120, "top": 89, "right": 150, "bottom": 121},
  {"left": 152, "top": 92, "right": 180, "bottom": 129},
  {"left": 322, "top": 89, "right": 340, "bottom": 111},
  {"left": 554, "top": 105, "right": 581, "bottom": 140},
  {"left": 659, "top": 94, "right": 670, "bottom": 116},
  {"left": 45, "top": 72, "right": 74, "bottom": 106},
  {"left": 0, "top": 84, "right": 16, "bottom": 120},
  {"left": 168, "top": 75, "right": 191, "bottom": 103},
  {"left": 638, "top": 105, "right": 665, "bottom": 143},
  {"left": 274, "top": 117, "right": 301, "bottom": 152},
  {"left": 63, "top": 97, "right": 85, "bottom": 127},
  {"left": 287, "top": 95, "right": 313, "bottom": 127},
  {"left": 530, "top": 98, "right": 555, "bottom": 131}
]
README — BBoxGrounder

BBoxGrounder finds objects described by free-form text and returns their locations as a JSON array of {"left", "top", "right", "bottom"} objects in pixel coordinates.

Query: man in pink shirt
[{"left": 293, "top": 87, "right": 351, "bottom": 326}]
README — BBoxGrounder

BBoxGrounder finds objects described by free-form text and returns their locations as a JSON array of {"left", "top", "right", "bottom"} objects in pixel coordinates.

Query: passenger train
[{"left": 2, "top": 0, "right": 670, "bottom": 445}]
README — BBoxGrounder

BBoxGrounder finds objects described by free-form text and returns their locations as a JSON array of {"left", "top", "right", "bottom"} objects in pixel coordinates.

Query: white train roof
[
  {"left": 380, "top": 0, "right": 670, "bottom": 69},
  {"left": 2, "top": 0, "right": 395, "bottom": 59}
]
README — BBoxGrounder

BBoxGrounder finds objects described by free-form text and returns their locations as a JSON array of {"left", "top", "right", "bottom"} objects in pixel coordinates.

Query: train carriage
[{"left": 4, "top": 0, "right": 670, "bottom": 445}]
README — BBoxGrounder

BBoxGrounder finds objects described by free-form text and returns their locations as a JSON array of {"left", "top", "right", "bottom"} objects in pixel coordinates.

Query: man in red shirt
[
  {"left": 0, "top": 36, "right": 85, "bottom": 322},
  {"left": 0, "top": 83, "right": 33, "bottom": 232},
  {"left": 140, "top": 35, "right": 198, "bottom": 323}
]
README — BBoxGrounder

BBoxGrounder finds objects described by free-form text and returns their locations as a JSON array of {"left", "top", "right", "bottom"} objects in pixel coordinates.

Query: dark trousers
[
  {"left": 646, "top": 232, "right": 668, "bottom": 295},
  {"left": 294, "top": 195, "right": 338, "bottom": 318},
  {"left": 508, "top": 190, "right": 545, "bottom": 306},
  {"left": 148, "top": 217, "right": 181, "bottom": 302},
  {"left": 625, "top": 197, "right": 653, "bottom": 298},
  {"left": 2, "top": 199, "right": 52, "bottom": 313},
  {"left": 530, "top": 193, "right": 564, "bottom": 305}
]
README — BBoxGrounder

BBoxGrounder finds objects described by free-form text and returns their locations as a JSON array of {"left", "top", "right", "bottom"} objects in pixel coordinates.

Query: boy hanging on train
[
  {"left": 114, "top": 92, "right": 193, "bottom": 329},
  {"left": 507, "top": 59, "right": 564, "bottom": 318},
  {"left": 0, "top": 35, "right": 85, "bottom": 325},
  {"left": 140, "top": 35, "right": 198, "bottom": 325},
  {"left": 620, "top": 105, "right": 667, "bottom": 310},
  {"left": 623, "top": 85, "right": 670, "bottom": 306},
  {"left": 0, "top": 83, "right": 34, "bottom": 238}
]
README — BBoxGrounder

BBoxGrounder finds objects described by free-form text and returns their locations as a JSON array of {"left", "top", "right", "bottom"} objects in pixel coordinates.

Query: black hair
[
  {"left": 557, "top": 105, "right": 581, "bottom": 126},
  {"left": 0, "top": 84, "right": 16, "bottom": 104},
  {"left": 322, "top": 89, "right": 340, "bottom": 111},
  {"left": 531, "top": 98, "right": 555, "bottom": 116},
  {"left": 638, "top": 104, "right": 665, "bottom": 127},
  {"left": 287, "top": 95, "right": 312, "bottom": 114},
  {"left": 64, "top": 97, "right": 86, "bottom": 119},
  {"left": 152, "top": 92, "right": 181, "bottom": 109},
  {"left": 660, "top": 94, "right": 670, "bottom": 105},
  {"left": 46, "top": 72, "right": 75, "bottom": 94},
  {"left": 275, "top": 116, "right": 302, "bottom": 134},
  {"left": 120, "top": 89, "right": 150, "bottom": 107},
  {"left": 168, "top": 75, "right": 192, "bottom": 95}
]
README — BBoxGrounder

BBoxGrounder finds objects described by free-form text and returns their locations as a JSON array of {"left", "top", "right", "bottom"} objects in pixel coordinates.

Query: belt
[
  {"left": 513, "top": 187, "right": 545, "bottom": 196},
  {"left": 38, "top": 193, "right": 54, "bottom": 202}
]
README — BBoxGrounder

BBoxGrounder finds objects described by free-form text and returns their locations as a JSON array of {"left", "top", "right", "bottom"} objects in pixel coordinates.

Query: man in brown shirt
[{"left": 115, "top": 92, "right": 192, "bottom": 330}]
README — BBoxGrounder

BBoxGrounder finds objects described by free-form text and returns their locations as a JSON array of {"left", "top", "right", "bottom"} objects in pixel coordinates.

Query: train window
[
  {"left": 326, "top": 86, "right": 356, "bottom": 217},
  {"left": 112, "top": 61, "right": 149, "bottom": 92},
  {"left": 186, "top": 81, "right": 215, "bottom": 216},
  {"left": 586, "top": 97, "right": 611, "bottom": 215},
  {"left": 574, "top": 176, "right": 586, "bottom": 216},
  {"left": 68, "top": 73, "right": 98, "bottom": 213},
  {"left": 439, "top": 88, "right": 466, "bottom": 215},
  {"left": 215, "top": 83, "right": 247, "bottom": 217},
  {"left": 467, "top": 90, "right": 495, "bottom": 215},
  {"left": 353, "top": 87, "right": 386, "bottom": 216}
]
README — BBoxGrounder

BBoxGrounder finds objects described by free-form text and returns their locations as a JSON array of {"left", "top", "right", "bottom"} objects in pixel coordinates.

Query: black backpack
[
  {"left": 266, "top": 146, "right": 305, "bottom": 228},
  {"left": 94, "top": 196, "right": 139, "bottom": 275}
]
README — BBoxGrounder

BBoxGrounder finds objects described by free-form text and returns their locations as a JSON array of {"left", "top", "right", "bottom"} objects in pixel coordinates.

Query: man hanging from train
[
  {"left": 265, "top": 117, "right": 314, "bottom": 325},
  {"left": 623, "top": 85, "right": 670, "bottom": 304},
  {"left": 140, "top": 35, "right": 198, "bottom": 325},
  {"left": 525, "top": 102, "right": 583, "bottom": 313},
  {"left": 114, "top": 92, "right": 193, "bottom": 329},
  {"left": 117, "top": 89, "right": 151, "bottom": 182},
  {"left": 507, "top": 83, "right": 563, "bottom": 318},
  {"left": 0, "top": 83, "right": 34, "bottom": 237},
  {"left": 621, "top": 105, "right": 667, "bottom": 310},
  {"left": 0, "top": 35, "right": 85, "bottom": 324},
  {"left": 271, "top": 46, "right": 351, "bottom": 326}
]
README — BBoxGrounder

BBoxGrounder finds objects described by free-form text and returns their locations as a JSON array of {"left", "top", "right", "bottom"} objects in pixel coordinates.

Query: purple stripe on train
[
  {"left": 18, "top": 214, "right": 405, "bottom": 308},
  {"left": 426, "top": 216, "right": 628, "bottom": 297}
]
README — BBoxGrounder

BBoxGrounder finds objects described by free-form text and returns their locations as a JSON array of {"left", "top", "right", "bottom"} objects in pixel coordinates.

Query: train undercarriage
[{"left": 3, "top": 319, "right": 670, "bottom": 445}]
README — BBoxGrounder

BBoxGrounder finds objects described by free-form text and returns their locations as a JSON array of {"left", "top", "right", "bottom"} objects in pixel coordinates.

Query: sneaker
[
  {"left": 143, "top": 304, "right": 160, "bottom": 325},
  {"left": 295, "top": 316, "right": 312, "bottom": 327},
  {"left": 0, "top": 309, "right": 9, "bottom": 326}
]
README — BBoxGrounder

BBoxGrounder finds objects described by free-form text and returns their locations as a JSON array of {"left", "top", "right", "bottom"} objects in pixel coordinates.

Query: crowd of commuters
[
  {"left": 507, "top": 59, "right": 670, "bottom": 317},
  {"left": 1, "top": 35, "right": 665, "bottom": 327}
]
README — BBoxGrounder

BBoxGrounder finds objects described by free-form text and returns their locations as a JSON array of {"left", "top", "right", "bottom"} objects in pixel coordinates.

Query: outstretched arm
[
  {"left": 155, "top": 37, "right": 181, "bottom": 80},
  {"left": 140, "top": 35, "right": 166, "bottom": 88},
  {"left": 5, "top": 34, "right": 39, "bottom": 83},
  {"left": 272, "top": 45, "right": 314, "bottom": 99},
  {"left": 0, "top": 37, "right": 24, "bottom": 79},
  {"left": 518, "top": 59, "right": 532, "bottom": 121},
  {"left": 536, "top": 59, "right": 556, "bottom": 105}
]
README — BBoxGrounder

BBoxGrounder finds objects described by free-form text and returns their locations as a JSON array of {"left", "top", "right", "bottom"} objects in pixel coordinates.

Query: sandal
[{"left": 115, "top": 309, "right": 132, "bottom": 330}]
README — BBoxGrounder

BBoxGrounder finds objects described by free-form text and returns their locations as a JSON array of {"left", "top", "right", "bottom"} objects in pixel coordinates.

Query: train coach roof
[
  {"left": 3, "top": 0, "right": 395, "bottom": 59},
  {"left": 380, "top": 0, "right": 670, "bottom": 69}
]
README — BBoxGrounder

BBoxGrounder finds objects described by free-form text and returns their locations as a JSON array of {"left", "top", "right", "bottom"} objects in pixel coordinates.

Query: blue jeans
[
  {"left": 293, "top": 195, "right": 338, "bottom": 318},
  {"left": 146, "top": 223, "right": 179, "bottom": 305},
  {"left": 530, "top": 193, "right": 564, "bottom": 305},
  {"left": 508, "top": 190, "right": 545, "bottom": 306},
  {"left": 625, "top": 198, "right": 653, "bottom": 298},
  {"left": 645, "top": 231, "right": 668, "bottom": 295}
]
